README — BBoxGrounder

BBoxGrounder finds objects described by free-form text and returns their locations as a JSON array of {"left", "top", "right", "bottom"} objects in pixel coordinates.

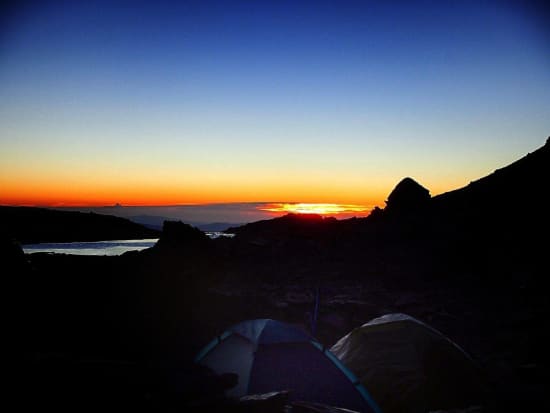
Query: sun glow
[{"left": 260, "top": 203, "right": 371, "bottom": 216}]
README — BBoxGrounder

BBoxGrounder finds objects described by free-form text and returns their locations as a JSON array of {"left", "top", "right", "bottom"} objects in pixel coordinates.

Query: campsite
[{"left": 3, "top": 2, "right": 549, "bottom": 411}]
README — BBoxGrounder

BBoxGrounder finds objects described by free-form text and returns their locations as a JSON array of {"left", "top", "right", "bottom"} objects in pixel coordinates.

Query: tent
[
  {"left": 330, "top": 313, "right": 485, "bottom": 413},
  {"left": 195, "top": 319, "right": 382, "bottom": 413}
]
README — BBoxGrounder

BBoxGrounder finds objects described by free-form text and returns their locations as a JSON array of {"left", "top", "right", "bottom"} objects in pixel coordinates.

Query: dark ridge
[
  {"left": 429, "top": 137, "right": 549, "bottom": 240},
  {"left": 0, "top": 206, "right": 160, "bottom": 244},
  {"left": 434, "top": 137, "right": 549, "bottom": 208},
  {"left": 227, "top": 213, "right": 337, "bottom": 241}
]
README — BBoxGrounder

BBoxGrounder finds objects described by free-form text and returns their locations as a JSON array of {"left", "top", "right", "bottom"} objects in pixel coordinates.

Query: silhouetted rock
[
  {"left": 384, "top": 177, "right": 431, "bottom": 216},
  {"left": 151, "top": 220, "right": 214, "bottom": 263},
  {"left": 367, "top": 206, "right": 384, "bottom": 220},
  {"left": 155, "top": 220, "right": 210, "bottom": 248}
]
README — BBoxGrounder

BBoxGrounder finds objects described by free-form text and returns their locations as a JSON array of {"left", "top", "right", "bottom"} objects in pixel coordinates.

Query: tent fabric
[
  {"left": 195, "top": 319, "right": 381, "bottom": 413},
  {"left": 199, "top": 334, "right": 255, "bottom": 397},
  {"left": 231, "top": 319, "right": 311, "bottom": 344},
  {"left": 330, "top": 313, "right": 485, "bottom": 413}
]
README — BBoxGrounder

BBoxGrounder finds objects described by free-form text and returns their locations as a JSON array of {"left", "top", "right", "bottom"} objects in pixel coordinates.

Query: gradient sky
[{"left": 1, "top": 0, "right": 549, "bottom": 211}]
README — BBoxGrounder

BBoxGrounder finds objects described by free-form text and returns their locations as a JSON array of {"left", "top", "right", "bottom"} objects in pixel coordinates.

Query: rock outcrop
[{"left": 384, "top": 177, "right": 431, "bottom": 216}]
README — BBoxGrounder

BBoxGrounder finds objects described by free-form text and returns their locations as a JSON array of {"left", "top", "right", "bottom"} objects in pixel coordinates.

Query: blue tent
[{"left": 195, "top": 319, "right": 382, "bottom": 413}]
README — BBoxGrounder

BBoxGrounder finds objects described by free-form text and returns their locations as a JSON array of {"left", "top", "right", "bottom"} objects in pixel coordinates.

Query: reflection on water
[
  {"left": 22, "top": 239, "right": 160, "bottom": 256},
  {"left": 23, "top": 232, "right": 235, "bottom": 256},
  {"left": 205, "top": 232, "right": 235, "bottom": 239}
]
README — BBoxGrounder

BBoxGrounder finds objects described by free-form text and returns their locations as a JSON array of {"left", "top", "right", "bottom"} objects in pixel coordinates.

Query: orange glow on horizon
[
  {"left": 260, "top": 203, "right": 372, "bottom": 217},
  {"left": 0, "top": 158, "right": 391, "bottom": 208},
  {"left": 0, "top": 180, "right": 385, "bottom": 208},
  {"left": 0, "top": 169, "right": 387, "bottom": 209}
]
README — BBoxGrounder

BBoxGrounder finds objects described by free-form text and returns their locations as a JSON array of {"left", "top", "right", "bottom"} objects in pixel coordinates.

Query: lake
[{"left": 22, "top": 232, "right": 234, "bottom": 256}]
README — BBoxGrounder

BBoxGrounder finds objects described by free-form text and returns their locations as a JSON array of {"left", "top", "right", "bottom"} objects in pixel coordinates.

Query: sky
[{"left": 1, "top": 0, "right": 549, "bottom": 221}]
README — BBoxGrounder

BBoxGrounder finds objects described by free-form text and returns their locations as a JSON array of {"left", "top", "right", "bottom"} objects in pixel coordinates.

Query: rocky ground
[{"left": 8, "top": 229, "right": 547, "bottom": 412}]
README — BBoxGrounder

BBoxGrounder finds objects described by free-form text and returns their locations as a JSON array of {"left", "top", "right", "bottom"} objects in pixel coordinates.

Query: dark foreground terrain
[{"left": 5, "top": 138, "right": 549, "bottom": 412}]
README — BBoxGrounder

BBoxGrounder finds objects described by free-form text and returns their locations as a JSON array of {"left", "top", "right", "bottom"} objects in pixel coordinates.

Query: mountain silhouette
[
  {"left": 433, "top": 137, "right": 548, "bottom": 217},
  {"left": 0, "top": 206, "right": 160, "bottom": 243}
]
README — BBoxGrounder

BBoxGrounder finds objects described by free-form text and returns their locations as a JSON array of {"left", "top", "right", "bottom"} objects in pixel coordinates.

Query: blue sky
[{"left": 1, "top": 0, "right": 549, "bottom": 215}]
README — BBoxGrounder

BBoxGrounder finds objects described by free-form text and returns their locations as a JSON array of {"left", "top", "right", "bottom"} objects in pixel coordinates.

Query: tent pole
[{"left": 311, "top": 285, "right": 320, "bottom": 337}]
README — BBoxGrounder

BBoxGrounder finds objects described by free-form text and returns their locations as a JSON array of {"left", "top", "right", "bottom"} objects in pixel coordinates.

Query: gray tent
[
  {"left": 196, "top": 319, "right": 382, "bottom": 412},
  {"left": 330, "top": 313, "right": 485, "bottom": 413}
]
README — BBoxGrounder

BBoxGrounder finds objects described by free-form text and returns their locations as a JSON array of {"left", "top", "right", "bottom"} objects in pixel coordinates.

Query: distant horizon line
[
  {"left": 0, "top": 202, "right": 377, "bottom": 222},
  {"left": 1, "top": 201, "right": 379, "bottom": 210}
]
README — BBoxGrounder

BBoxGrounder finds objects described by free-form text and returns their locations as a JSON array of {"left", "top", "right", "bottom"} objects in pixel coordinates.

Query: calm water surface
[
  {"left": 22, "top": 232, "right": 234, "bottom": 256},
  {"left": 22, "top": 239, "right": 159, "bottom": 256}
]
